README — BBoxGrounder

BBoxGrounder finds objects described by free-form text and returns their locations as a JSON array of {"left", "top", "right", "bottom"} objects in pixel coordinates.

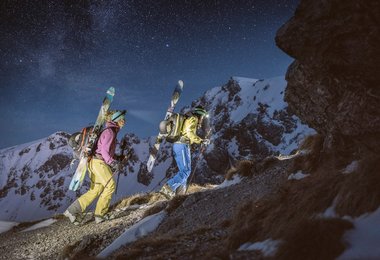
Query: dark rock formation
[
  {"left": 137, "top": 162, "right": 153, "bottom": 186},
  {"left": 276, "top": 0, "right": 380, "bottom": 152},
  {"left": 36, "top": 154, "right": 71, "bottom": 176}
]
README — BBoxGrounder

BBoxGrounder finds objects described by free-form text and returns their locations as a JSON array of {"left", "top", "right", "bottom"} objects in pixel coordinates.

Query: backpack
[
  {"left": 68, "top": 126, "right": 113, "bottom": 159},
  {"left": 159, "top": 113, "right": 187, "bottom": 143}
]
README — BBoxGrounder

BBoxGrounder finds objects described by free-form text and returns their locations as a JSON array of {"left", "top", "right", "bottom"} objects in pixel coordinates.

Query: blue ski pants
[{"left": 167, "top": 143, "right": 191, "bottom": 192}]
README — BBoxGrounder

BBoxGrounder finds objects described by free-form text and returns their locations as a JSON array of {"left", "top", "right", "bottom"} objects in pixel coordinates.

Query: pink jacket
[{"left": 95, "top": 121, "right": 120, "bottom": 165}]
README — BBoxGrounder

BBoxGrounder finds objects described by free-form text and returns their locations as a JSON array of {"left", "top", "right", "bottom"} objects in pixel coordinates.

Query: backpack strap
[
  {"left": 80, "top": 127, "right": 88, "bottom": 149},
  {"left": 94, "top": 126, "right": 117, "bottom": 149}
]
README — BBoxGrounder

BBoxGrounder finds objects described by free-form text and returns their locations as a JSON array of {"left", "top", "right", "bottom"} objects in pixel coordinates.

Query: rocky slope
[{"left": 0, "top": 155, "right": 292, "bottom": 260}]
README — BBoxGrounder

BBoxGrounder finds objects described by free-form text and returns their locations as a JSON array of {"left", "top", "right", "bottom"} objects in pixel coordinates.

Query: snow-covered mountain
[
  {"left": 0, "top": 133, "right": 74, "bottom": 221},
  {"left": 0, "top": 76, "right": 314, "bottom": 222},
  {"left": 180, "top": 76, "right": 314, "bottom": 183},
  {"left": 0, "top": 131, "right": 161, "bottom": 222}
]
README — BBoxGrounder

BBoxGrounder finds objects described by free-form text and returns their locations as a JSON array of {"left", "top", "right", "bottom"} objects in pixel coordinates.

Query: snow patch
[
  {"left": 288, "top": 171, "right": 309, "bottom": 180},
  {"left": 318, "top": 197, "right": 339, "bottom": 218},
  {"left": 0, "top": 220, "right": 19, "bottom": 234},
  {"left": 338, "top": 207, "right": 380, "bottom": 259},
  {"left": 21, "top": 218, "right": 57, "bottom": 232},
  {"left": 216, "top": 175, "right": 242, "bottom": 189},
  {"left": 238, "top": 239, "right": 282, "bottom": 257},
  {"left": 342, "top": 160, "right": 359, "bottom": 174},
  {"left": 275, "top": 151, "right": 300, "bottom": 161},
  {"left": 97, "top": 211, "right": 167, "bottom": 258}
]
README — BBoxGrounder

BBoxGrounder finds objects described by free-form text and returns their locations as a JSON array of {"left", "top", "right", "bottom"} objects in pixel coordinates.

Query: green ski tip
[{"left": 107, "top": 87, "right": 115, "bottom": 97}]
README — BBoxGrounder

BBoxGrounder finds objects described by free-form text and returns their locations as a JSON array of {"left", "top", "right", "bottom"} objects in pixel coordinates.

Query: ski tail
[{"left": 69, "top": 157, "right": 87, "bottom": 191}]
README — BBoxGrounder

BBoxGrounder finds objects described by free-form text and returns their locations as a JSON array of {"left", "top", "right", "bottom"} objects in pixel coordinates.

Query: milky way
[{"left": 0, "top": 0, "right": 298, "bottom": 148}]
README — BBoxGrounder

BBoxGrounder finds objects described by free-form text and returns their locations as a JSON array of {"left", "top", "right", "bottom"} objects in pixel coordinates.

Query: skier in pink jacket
[{"left": 65, "top": 110, "right": 126, "bottom": 224}]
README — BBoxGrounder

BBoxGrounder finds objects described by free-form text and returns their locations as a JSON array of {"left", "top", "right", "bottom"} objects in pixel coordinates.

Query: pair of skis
[{"left": 146, "top": 80, "right": 184, "bottom": 173}]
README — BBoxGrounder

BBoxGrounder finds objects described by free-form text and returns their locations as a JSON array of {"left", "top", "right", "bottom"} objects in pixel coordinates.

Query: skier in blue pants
[
  {"left": 161, "top": 106, "right": 210, "bottom": 198},
  {"left": 166, "top": 143, "right": 192, "bottom": 191}
]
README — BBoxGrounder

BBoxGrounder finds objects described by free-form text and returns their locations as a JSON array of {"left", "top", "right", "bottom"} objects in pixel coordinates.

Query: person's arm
[
  {"left": 98, "top": 128, "right": 116, "bottom": 165},
  {"left": 183, "top": 117, "right": 203, "bottom": 144}
]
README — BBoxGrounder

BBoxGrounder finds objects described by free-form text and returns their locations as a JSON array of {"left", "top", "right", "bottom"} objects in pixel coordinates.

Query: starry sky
[{"left": 0, "top": 0, "right": 298, "bottom": 149}]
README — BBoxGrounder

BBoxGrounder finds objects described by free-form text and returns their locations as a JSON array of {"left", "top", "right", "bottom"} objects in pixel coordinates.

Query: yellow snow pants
[{"left": 77, "top": 158, "right": 116, "bottom": 216}]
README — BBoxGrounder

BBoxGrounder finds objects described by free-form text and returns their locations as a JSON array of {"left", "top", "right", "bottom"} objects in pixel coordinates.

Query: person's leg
[
  {"left": 77, "top": 159, "right": 105, "bottom": 212},
  {"left": 166, "top": 143, "right": 191, "bottom": 191},
  {"left": 90, "top": 159, "right": 116, "bottom": 217},
  {"left": 65, "top": 160, "right": 103, "bottom": 223}
]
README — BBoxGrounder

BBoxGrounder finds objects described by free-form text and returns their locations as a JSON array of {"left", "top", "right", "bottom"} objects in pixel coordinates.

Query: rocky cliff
[{"left": 275, "top": 0, "right": 380, "bottom": 153}]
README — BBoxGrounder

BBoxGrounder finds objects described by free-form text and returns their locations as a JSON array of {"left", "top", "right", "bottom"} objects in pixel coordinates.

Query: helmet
[
  {"left": 111, "top": 110, "right": 126, "bottom": 122},
  {"left": 193, "top": 106, "right": 207, "bottom": 117}
]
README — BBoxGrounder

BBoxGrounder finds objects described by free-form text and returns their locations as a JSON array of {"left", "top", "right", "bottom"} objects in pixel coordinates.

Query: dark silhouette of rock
[{"left": 276, "top": 0, "right": 380, "bottom": 152}]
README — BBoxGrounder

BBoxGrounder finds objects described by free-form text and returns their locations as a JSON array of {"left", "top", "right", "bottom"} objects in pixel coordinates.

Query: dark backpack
[{"left": 159, "top": 113, "right": 187, "bottom": 143}]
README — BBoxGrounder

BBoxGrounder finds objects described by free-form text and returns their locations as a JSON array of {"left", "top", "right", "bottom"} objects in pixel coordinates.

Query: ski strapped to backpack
[
  {"left": 69, "top": 126, "right": 95, "bottom": 161},
  {"left": 146, "top": 80, "right": 184, "bottom": 172},
  {"left": 158, "top": 113, "right": 188, "bottom": 143}
]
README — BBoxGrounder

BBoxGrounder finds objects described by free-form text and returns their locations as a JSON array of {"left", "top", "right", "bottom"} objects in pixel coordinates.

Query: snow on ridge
[
  {"left": 0, "top": 130, "right": 68, "bottom": 153},
  {"left": 216, "top": 175, "right": 242, "bottom": 189},
  {"left": 0, "top": 131, "right": 76, "bottom": 222},
  {"left": 21, "top": 218, "right": 57, "bottom": 232},
  {"left": 203, "top": 76, "right": 286, "bottom": 124},
  {"left": 229, "top": 76, "right": 287, "bottom": 123},
  {"left": 338, "top": 206, "right": 380, "bottom": 259},
  {"left": 238, "top": 239, "right": 282, "bottom": 257},
  {"left": 0, "top": 131, "right": 72, "bottom": 175},
  {"left": 0, "top": 138, "right": 45, "bottom": 154},
  {"left": 0, "top": 220, "right": 19, "bottom": 234},
  {"left": 98, "top": 211, "right": 167, "bottom": 258},
  {"left": 201, "top": 75, "right": 314, "bottom": 156},
  {"left": 232, "top": 76, "right": 260, "bottom": 85},
  {"left": 288, "top": 171, "right": 310, "bottom": 180}
]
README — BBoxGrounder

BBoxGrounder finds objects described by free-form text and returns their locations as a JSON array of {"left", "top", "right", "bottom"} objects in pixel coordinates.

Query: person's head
[
  {"left": 110, "top": 110, "right": 126, "bottom": 128},
  {"left": 193, "top": 105, "right": 208, "bottom": 126}
]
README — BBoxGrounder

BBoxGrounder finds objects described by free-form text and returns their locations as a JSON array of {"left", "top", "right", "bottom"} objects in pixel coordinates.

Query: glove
[
  {"left": 156, "top": 136, "right": 164, "bottom": 144},
  {"left": 114, "top": 154, "right": 126, "bottom": 161},
  {"left": 110, "top": 160, "right": 122, "bottom": 172},
  {"left": 201, "top": 139, "right": 211, "bottom": 145}
]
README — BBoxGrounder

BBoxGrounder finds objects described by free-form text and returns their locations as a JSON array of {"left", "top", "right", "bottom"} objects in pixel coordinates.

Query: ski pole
[
  {"left": 115, "top": 172, "right": 121, "bottom": 195},
  {"left": 149, "top": 174, "right": 169, "bottom": 193},
  {"left": 185, "top": 145, "right": 206, "bottom": 194},
  {"left": 115, "top": 139, "right": 128, "bottom": 195},
  {"left": 185, "top": 129, "right": 212, "bottom": 194}
]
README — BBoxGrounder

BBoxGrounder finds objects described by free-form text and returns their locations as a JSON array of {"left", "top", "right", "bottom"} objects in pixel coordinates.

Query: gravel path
[{"left": 0, "top": 204, "right": 149, "bottom": 259}]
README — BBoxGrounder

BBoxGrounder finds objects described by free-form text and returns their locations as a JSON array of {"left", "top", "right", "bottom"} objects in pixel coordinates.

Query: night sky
[{"left": 0, "top": 0, "right": 298, "bottom": 149}]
